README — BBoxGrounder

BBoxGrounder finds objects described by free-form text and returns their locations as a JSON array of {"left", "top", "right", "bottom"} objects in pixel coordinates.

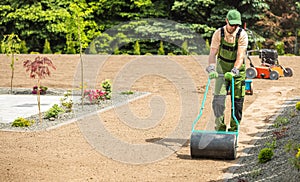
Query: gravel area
[
  {"left": 0, "top": 87, "right": 149, "bottom": 132},
  {"left": 227, "top": 99, "right": 300, "bottom": 182}
]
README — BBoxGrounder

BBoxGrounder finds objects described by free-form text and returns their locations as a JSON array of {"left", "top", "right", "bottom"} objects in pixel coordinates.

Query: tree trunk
[
  {"left": 10, "top": 53, "right": 15, "bottom": 94},
  {"left": 295, "top": 29, "right": 298, "bottom": 55},
  {"left": 78, "top": 19, "right": 84, "bottom": 108},
  {"left": 37, "top": 80, "right": 42, "bottom": 123},
  {"left": 10, "top": 67, "right": 14, "bottom": 94}
]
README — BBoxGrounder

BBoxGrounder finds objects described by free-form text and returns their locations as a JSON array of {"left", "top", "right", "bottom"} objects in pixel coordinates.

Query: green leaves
[
  {"left": 44, "top": 104, "right": 65, "bottom": 119},
  {"left": 1, "top": 33, "right": 22, "bottom": 94},
  {"left": 258, "top": 148, "right": 274, "bottom": 163},
  {"left": 1, "top": 33, "right": 21, "bottom": 55},
  {"left": 12, "top": 117, "right": 35, "bottom": 127}
]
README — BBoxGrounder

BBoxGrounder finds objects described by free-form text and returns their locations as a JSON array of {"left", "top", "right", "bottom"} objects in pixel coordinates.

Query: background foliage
[{"left": 0, "top": 0, "right": 299, "bottom": 55}]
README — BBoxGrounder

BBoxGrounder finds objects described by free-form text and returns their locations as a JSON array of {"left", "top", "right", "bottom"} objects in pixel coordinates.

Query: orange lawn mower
[{"left": 245, "top": 49, "right": 293, "bottom": 80}]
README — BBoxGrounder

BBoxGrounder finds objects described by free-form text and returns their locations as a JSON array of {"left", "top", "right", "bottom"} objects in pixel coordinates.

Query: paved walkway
[{"left": 0, "top": 95, "right": 61, "bottom": 123}]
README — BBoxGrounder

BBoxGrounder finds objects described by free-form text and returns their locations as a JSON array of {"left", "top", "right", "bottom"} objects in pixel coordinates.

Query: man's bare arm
[
  {"left": 208, "top": 47, "right": 219, "bottom": 65},
  {"left": 234, "top": 47, "right": 247, "bottom": 69}
]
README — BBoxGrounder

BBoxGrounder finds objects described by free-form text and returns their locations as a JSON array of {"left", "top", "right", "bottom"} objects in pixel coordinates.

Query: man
[{"left": 206, "top": 9, "right": 248, "bottom": 131}]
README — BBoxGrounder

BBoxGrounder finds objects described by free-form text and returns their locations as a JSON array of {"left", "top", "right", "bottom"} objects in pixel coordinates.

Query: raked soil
[{"left": 0, "top": 54, "right": 299, "bottom": 181}]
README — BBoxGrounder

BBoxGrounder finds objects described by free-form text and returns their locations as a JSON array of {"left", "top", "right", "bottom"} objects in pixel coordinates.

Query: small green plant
[
  {"left": 258, "top": 148, "right": 274, "bottom": 163},
  {"left": 60, "top": 90, "right": 73, "bottom": 112},
  {"left": 250, "top": 167, "right": 262, "bottom": 177},
  {"left": 101, "top": 79, "right": 112, "bottom": 99},
  {"left": 289, "top": 150, "right": 300, "bottom": 170},
  {"left": 32, "top": 85, "right": 48, "bottom": 95},
  {"left": 285, "top": 140, "right": 300, "bottom": 170},
  {"left": 273, "top": 116, "right": 289, "bottom": 128},
  {"left": 265, "top": 139, "right": 277, "bottom": 149},
  {"left": 44, "top": 104, "right": 65, "bottom": 119},
  {"left": 273, "top": 122, "right": 280, "bottom": 128},
  {"left": 12, "top": 117, "right": 35, "bottom": 127},
  {"left": 289, "top": 108, "right": 297, "bottom": 117},
  {"left": 296, "top": 148, "right": 300, "bottom": 159},
  {"left": 285, "top": 140, "right": 293, "bottom": 153},
  {"left": 40, "top": 86, "right": 48, "bottom": 91},
  {"left": 295, "top": 101, "right": 300, "bottom": 111},
  {"left": 121, "top": 90, "right": 134, "bottom": 95}
]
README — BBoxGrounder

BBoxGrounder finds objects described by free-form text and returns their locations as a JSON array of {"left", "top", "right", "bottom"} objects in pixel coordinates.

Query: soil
[{"left": 0, "top": 54, "right": 299, "bottom": 181}]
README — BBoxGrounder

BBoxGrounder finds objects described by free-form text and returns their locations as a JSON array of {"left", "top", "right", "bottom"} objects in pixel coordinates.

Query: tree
[
  {"left": 66, "top": 1, "right": 102, "bottom": 105},
  {"left": 1, "top": 0, "right": 299, "bottom": 54},
  {"left": 43, "top": 39, "right": 52, "bottom": 54},
  {"left": 157, "top": 41, "right": 165, "bottom": 55},
  {"left": 23, "top": 56, "right": 56, "bottom": 123},
  {"left": 256, "top": 0, "right": 300, "bottom": 54},
  {"left": 171, "top": 0, "right": 269, "bottom": 48},
  {"left": 133, "top": 40, "right": 140, "bottom": 55},
  {"left": 0, "top": 1, "right": 69, "bottom": 53},
  {"left": 0, "top": 0, "right": 101, "bottom": 53},
  {"left": 181, "top": 40, "right": 188, "bottom": 55},
  {"left": 66, "top": 35, "right": 76, "bottom": 54},
  {"left": 20, "top": 40, "right": 29, "bottom": 54},
  {"left": 1, "top": 33, "right": 21, "bottom": 94}
]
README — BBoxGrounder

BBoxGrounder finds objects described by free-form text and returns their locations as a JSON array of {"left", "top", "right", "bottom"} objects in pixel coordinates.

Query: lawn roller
[{"left": 190, "top": 76, "right": 239, "bottom": 160}]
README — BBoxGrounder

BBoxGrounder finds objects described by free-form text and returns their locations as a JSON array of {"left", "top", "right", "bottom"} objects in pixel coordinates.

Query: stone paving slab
[{"left": 0, "top": 95, "right": 61, "bottom": 123}]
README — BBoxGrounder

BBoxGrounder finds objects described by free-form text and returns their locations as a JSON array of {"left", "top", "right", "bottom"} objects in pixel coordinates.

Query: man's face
[{"left": 226, "top": 19, "right": 239, "bottom": 34}]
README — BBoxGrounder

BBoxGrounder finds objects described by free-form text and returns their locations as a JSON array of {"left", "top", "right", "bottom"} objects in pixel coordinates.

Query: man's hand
[
  {"left": 231, "top": 67, "right": 239, "bottom": 75},
  {"left": 224, "top": 72, "right": 235, "bottom": 80},
  {"left": 206, "top": 64, "right": 218, "bottom": 79},
  {"left": 225, "top": 67, "right": 239, "bottom": 80},
  {"left": 206, "top": 64, "right": 215, "bottom": 73},
  {"left": 209, "top": 71, "right": 218, "bottom": 79}
]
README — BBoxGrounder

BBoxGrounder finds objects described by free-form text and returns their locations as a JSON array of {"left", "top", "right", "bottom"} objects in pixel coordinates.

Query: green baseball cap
[{"left": 226, "top": 9, "right": 242, "bottom": 25}]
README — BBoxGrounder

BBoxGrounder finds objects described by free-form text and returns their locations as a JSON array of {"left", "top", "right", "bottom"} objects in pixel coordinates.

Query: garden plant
[
  {"left": 11, "top": 117, "right": 35, "bottom": 127},
  {"left": 44, "top": 104, "right": 65, "bottom": 119},
  {"left": 1, "top": 33, "right": 21, "bottom": 94},
  {"left": 23, "top": 56, "right": 56, "bottom": 123},
  {"left": 60, "top": 90, "right": 73, "bottom": 112}
]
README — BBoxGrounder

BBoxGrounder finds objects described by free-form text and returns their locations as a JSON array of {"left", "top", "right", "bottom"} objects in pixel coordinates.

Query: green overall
[{"left": 213, "top": 27, "right": 246, "bottom": 131}]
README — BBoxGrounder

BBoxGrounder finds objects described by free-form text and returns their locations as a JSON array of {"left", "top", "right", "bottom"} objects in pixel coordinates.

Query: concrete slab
[{"left": 0, "top": 95, "right": 61, "bottom": 123}]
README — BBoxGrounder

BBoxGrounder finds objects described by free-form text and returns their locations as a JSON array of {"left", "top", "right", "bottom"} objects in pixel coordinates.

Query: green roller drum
[
  {"left": 190, "top": 77, "right": 239, "bottom": 160},
  {"left": 190, "top": 131, "right": 237, "bottom": 160}
]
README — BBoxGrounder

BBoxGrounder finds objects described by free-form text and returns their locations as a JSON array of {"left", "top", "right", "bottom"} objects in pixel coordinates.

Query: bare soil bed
[{"left": 0, "top": 54, "right": 299, "bottom": 181}]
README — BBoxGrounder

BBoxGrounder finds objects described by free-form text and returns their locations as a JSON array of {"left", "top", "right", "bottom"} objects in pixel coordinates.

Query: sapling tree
[
  {"left": 23, "top": 56, "right": 56, "bottom": 123},
  {"left": 66, "top": 2, "right": 94, "bottom": 106},
  {"left": 1, "top": 33, "right": 21, "bottom": 94},
  {"left": 43, "top": 39, "right": 52, "bottom": 54},
  {"left": 133, "top": 40, "right": 141, "bottom": 55},
  {"left": 157, "top": 41, "right": 165, "bottom": 55}
]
